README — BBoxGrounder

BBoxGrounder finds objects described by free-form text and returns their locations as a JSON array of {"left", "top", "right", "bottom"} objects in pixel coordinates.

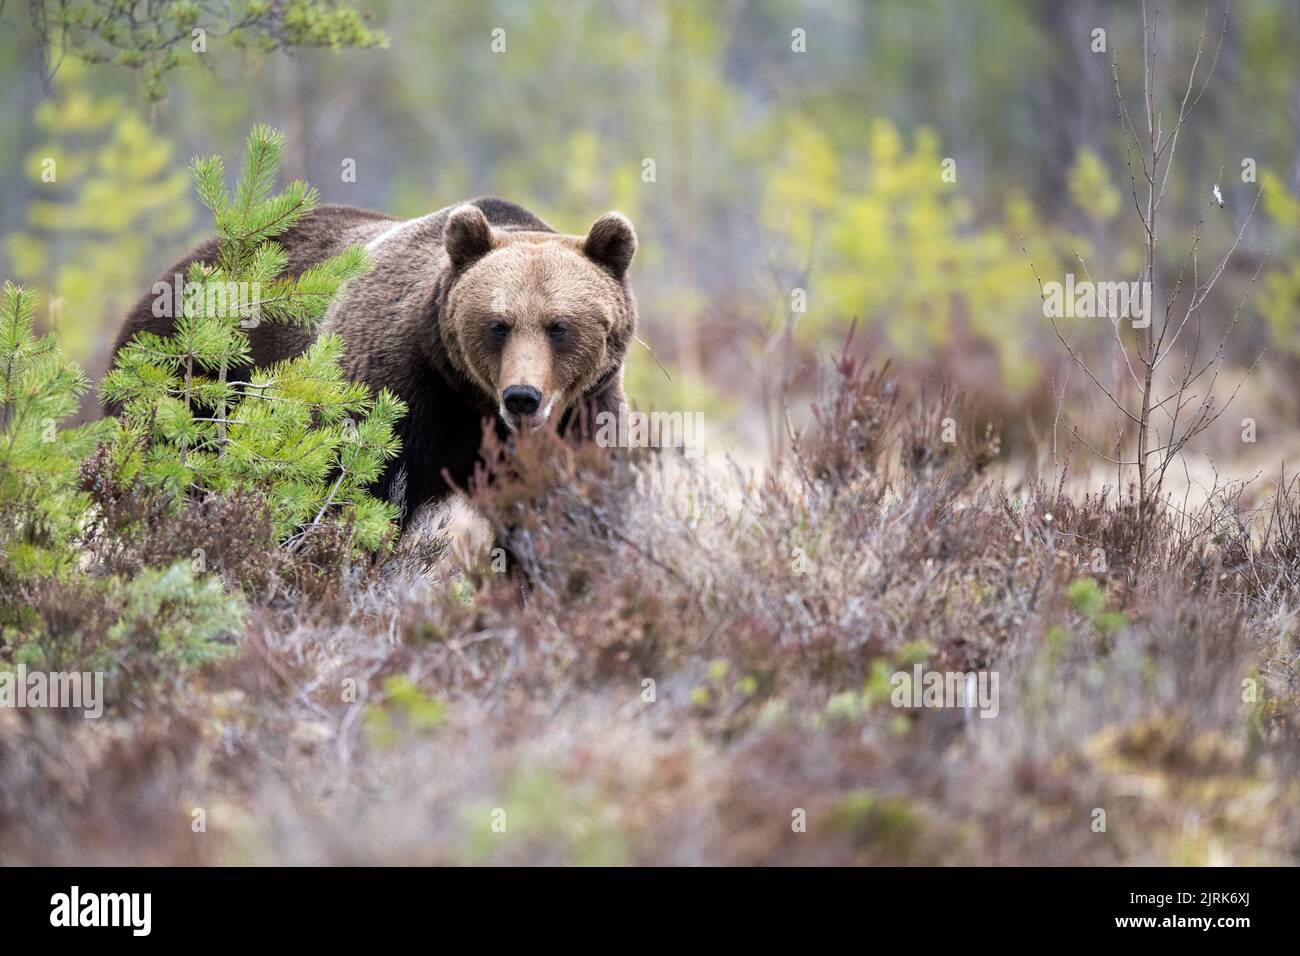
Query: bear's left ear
[
  {"left": 582, "top": 212, "right": 637, "bottom": 280},
  {"left": 444, "top": 204, "right": 498, "bottom": 272}
]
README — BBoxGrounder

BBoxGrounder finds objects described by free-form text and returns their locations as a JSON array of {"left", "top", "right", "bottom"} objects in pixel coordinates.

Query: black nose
[{"left": 503, "top": 384, "right": 542, "bottom": 416}]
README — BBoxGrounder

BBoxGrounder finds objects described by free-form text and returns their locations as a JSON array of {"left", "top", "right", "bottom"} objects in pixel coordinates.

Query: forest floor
[{"left": 3, "top": 350, "right": 1298, "bottom": 866}]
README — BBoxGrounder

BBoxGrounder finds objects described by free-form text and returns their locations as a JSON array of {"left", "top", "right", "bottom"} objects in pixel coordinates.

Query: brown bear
[{"left": 108, "top": 197, "right": 637, "bottom": 525}]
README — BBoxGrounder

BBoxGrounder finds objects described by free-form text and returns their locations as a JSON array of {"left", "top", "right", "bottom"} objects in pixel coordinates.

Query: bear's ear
[
  {"left": 582, "top": 212, "right": 637, "bottom": 280},
  {"left": 443, "top": 204, "right": 497, "bottom": 272}
]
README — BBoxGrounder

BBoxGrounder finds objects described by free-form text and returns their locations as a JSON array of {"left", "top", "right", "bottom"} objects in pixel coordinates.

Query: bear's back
[{"left": 108, "top": 203, "right": 402, "bottom": 385}]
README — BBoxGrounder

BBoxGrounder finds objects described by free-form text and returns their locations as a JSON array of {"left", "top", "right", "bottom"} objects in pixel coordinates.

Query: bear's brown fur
[{"left": 109, "top": 197, "right": 637, "bottom": 525}]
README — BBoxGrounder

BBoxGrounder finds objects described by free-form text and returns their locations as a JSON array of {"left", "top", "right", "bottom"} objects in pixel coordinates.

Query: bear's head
[{"left": 438, "top": 204, "right": 637, "bottom": 431}]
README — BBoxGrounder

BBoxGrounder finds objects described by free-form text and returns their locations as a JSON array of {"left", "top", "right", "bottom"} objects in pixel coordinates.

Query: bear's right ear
[
  {"left": 582, "top": 211, "right": 637, "bottom": 280},
  {"left": 443, "top": 205, "right": 497, "bottom": 272}
]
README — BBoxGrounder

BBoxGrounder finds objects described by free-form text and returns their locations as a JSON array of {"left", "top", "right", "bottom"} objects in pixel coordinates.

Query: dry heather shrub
[
  {"left": 801, "top": 337, "right": 896, "bottom": 491},
  {"left": 82, "top": 445, "right": 277, "bottom": 583},
  {"left": 454, "top": 343, "right": 1018, "bottom": 694},
  {"left": 80, "top": 444, "right": 375, "bottom": 605}
]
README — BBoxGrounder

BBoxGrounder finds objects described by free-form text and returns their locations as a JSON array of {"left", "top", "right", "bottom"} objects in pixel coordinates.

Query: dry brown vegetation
[{"left": 2, "top": 339, "right": 1297, "bottom": 866}]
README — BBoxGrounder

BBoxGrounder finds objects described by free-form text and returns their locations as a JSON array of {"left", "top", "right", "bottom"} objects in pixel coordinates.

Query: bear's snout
[{"left": 502, "top": 384, "right": 542, "bottom": 417}]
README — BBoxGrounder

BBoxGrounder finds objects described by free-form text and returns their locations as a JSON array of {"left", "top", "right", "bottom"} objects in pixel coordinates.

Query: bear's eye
[
  {"left": 547, "top": 322, "right": 569, "bottom": 343},
  {"left": 489, "top": 321, "right": 510, "bottom": 340}
]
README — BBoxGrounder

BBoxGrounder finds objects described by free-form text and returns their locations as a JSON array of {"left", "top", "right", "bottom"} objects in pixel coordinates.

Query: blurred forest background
[{"left": 2, "top": 0, "right": 1298, "bottom": 477}]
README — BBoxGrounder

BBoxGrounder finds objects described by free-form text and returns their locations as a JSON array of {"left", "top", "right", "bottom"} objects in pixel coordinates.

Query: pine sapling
[{"left": 101, "top": 125, "right": 405, "bottom": 552}]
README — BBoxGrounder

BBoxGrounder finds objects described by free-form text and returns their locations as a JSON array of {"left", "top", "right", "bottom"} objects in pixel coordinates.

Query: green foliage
[
  {"left": 1066, "top": 577, "right": 1126, "bottom": 636},
  {"left": 762, "top": 118, "right": 1078, "bottom": 393},
  {"left": 101, "top": 124, "right": 405, "bottom": 550},
  {"left": 29, "top": 0, "right": 386, "bottom": 102},
  {"left": 5, "top": 557, "right": 243, "bottom": 678},
  {"left": 1068, "top": 149, "right": 1122, "bottom": 223},
  {"left": 0, "top": 283, "right": 241, "bottom": 682},
  {"left": 0, "top": 282, "right": 107, "bottom": 580},
  {"left": 100, "top": 560, "right": 244, "bottom": 670},
  {"left": 2, "top": 123, "right": 405, "bottom": 705},
  {"left": 824, "top": 689, "right": 862, "bottom": 724},
  {"left": 1258, "top": 172, "right": 1300, "bottom": 358},
  {"left": 2, "top": 119, "right": 406, "bottom": 702},
  {"left": 1065, "top": 577, "right": 1105, "bottom": 618},
  {"left": 1, "top": 126, "right": 396, "bottom": 696},
  {"left": 364, "top": 675, "right": 447, "bottom": 747}
]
